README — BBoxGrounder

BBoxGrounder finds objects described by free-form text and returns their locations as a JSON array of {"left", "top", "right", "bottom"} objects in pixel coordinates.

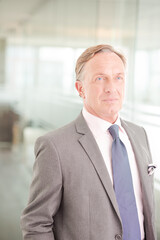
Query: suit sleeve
[{"left": 21, "top": 135, "right": 63, "bottom": 240}]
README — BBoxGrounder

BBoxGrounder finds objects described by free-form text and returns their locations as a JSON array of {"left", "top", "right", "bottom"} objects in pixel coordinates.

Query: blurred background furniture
[{"left": 0, "top": 103, "right": 20, "bottom": 144}]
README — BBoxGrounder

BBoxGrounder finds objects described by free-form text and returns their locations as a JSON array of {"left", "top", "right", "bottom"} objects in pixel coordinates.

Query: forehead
[{"left": 84, "top": 52, "right": 125, "bottom": 73}]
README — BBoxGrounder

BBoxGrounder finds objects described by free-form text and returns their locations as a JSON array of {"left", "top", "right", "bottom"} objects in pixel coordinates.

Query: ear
[{"left": 75, "top": 81, "right": 85, "bottom": 98}]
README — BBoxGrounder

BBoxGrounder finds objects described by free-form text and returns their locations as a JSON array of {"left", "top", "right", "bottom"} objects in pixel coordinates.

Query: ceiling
[{"left": 0, "top": 0, "right": 160, "bottom": 49}]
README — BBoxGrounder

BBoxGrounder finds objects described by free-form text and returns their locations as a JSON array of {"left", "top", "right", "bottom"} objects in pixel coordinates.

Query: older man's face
[{"left": 76, "top": 52, "right": 125, "bottom": 123}]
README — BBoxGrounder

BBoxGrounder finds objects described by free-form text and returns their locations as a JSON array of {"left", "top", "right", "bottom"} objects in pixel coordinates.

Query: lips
[{"left": 102, "top": 98, "right": 118, "bottom": 102}]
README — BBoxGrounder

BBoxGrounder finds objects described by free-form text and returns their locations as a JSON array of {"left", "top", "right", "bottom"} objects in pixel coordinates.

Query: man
[{"left": 21, "top": 44, "right": 156, "bottom": 240}]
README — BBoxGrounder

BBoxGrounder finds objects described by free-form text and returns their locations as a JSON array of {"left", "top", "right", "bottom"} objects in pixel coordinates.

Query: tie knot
[{"left": 108, "top": 124, "right": 119, "bottom": 140}]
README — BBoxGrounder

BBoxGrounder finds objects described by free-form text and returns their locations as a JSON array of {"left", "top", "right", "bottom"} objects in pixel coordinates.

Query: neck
[{"left": 83, "top": 106, "right": 118, "bottom": 124}]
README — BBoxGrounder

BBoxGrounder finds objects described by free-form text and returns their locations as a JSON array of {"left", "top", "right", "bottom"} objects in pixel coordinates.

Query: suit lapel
[
  {"left": 75, "top": 113, "right": 121, "bottom": 222},
  {"left": 121, "top": 119, "right": 153, "bottom": 190},
  {"left": 121, "top": 119, "right": 154, "bottom": 223}
]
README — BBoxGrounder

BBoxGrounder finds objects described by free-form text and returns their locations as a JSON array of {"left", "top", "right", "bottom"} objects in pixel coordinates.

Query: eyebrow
[
  {"left": 116, "top": 73, "right": 125, "bottom": 75},
  {"left": 93, "top": 72, "right": 125, "bottom": 77}
]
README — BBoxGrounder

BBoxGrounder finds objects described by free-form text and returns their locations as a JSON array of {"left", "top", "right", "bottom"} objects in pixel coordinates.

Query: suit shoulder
[
  {"left": 44, "top": 121, "right": 76, "bottom": 139},
  {"left": 122, "top": 119, "right": 144, "bottom": 131},
  {"left": 36, "top": 119, "right": 77, "bottom": 144}
]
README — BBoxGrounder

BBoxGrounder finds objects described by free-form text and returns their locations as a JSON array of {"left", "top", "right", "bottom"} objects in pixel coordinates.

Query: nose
[{"left": 104, "top": 78, "right": 116, "bottom": 93}]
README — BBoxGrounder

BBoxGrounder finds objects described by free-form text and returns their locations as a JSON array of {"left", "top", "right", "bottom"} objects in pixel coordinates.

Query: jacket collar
[{"left": 75, "top": 113, "right": 121, "bottom": 222}]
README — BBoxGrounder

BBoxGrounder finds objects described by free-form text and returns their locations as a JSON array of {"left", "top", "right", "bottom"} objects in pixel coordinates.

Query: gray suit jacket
[{"left": 21, "top": 113, "right": 156, "bottom": 240}]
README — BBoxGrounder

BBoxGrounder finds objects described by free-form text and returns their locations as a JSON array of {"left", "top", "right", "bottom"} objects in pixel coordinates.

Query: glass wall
[{"left": 0, "top": 0, "right": 159, "bottom": 239}]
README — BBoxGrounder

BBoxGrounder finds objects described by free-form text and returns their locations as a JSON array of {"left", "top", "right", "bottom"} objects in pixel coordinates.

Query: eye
[
  {"left": 116, "top": 76, "right": 123, "bottom": 80},
  {"left": 96, "top": 76, "right": 104, "bottom": 81}
]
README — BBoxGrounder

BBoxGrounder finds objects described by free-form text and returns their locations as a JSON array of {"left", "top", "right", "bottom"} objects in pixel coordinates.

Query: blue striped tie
[{"left": 109, "top": 124, "right": 141, "bottom": 240}]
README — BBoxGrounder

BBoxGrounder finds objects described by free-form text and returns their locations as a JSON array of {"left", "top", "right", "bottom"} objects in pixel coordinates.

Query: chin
[{"left": 103, "top": 108, "right": 120, "bottom": 118}]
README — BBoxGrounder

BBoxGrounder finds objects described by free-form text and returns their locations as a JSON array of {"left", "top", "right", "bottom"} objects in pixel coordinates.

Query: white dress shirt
[{"left": 82, "top": 107, "right": 144, "bottom": 239}]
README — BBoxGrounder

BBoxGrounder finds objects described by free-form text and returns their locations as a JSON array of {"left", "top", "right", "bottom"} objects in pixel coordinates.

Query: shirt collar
[{"left": 82, "top": 107, "right": 124, "bottom": 135}]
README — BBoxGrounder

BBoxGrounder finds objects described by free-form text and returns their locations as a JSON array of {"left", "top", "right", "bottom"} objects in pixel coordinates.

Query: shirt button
[{"left": 115, "top": 234, "right": 122, "bottom": 240}]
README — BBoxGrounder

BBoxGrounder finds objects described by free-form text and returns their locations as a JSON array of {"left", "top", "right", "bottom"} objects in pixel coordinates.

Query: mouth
[{"left": 102, "top": 98, "right": 118, "bottom": 103}]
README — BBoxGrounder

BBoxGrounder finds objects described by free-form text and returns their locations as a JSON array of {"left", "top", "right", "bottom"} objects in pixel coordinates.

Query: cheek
[
  {"left": 84, "top": 85, "right": 98, "bottom": 98},
  {"left": 118, "top": 85, "right": 125, "bottom": 97},
  {"left": 122, "top": 87, "right": 125, "bottom": 99}
]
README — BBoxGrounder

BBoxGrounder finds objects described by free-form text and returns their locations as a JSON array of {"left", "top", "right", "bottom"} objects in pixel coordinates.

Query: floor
[{"left": 0, "top": 144, "right": 33, "bottom": 240}]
